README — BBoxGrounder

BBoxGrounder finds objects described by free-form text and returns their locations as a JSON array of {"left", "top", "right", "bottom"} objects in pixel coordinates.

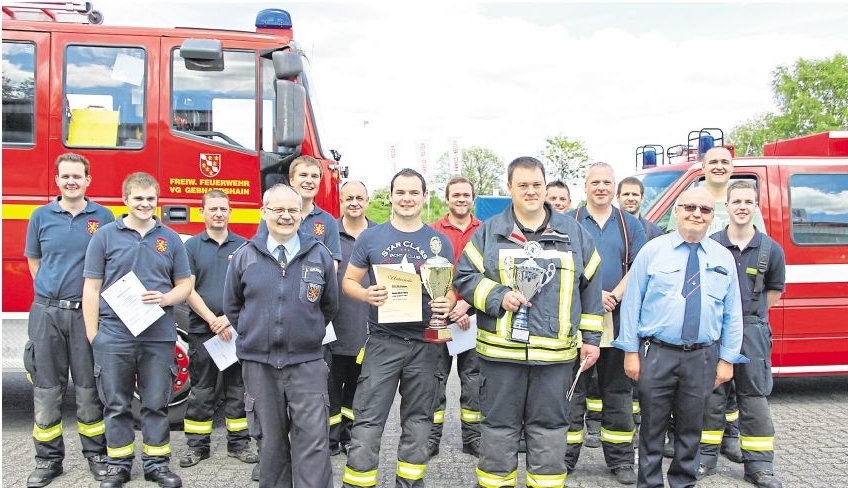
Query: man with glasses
[
  {"left": 179, "top": 190, "right": 257, "bottom": 469},
  {"left": 224, "top": 184, "right": 339, "bottom": 487},
  {"left": 613, "top": 187, "right": 745, "bottom": 488}
]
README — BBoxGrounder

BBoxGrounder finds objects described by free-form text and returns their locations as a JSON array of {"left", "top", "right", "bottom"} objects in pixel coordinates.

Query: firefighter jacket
[{"left": 454, "top": 203, "right": 604, "bottom": 365}]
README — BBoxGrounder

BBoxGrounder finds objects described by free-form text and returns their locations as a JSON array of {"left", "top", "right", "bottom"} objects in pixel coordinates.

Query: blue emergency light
[
  {"left": 698, "top": 134, "right": 715, "bottom": 158},
  {"left": 256, "top": 9, "right": 293, "bottom": 29},
  {"left": 643, "top": 148, "right": 657, "bottom": 168}
]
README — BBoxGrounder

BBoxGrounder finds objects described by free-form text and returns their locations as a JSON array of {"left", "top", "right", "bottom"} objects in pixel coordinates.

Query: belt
[
  {"left": 646, "top": 337, "right": 714, "bottom": 352},
  {"left": 34, "top": 296, "right": 81, "bottom": 310}
]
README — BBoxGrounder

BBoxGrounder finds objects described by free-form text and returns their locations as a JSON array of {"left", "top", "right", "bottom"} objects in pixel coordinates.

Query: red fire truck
[
  {"left": 2, "top": 2, "right": 345, "bottom": 417},
  {"left": 635, "top": 129, "right": 848, "bottom": 376}
]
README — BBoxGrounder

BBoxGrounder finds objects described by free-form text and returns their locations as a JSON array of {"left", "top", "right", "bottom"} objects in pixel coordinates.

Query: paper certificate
[
  {"left": 322, "top": 322, "right": 337, "bottom": 345},
  {"left": 100, "top": 271, "right": 165, "bottom": 336},
  {"left": 447, "top": 315, "right": 478, "bottom": 356},
  {"left": 203, "top": 328, "right": 239, "bottom": 371},
  {"left": 373, "top": 264, "right": 422, "bottom": 324},
  {"left": 599, "top": 311, "right": 615, "bottom": 347}
]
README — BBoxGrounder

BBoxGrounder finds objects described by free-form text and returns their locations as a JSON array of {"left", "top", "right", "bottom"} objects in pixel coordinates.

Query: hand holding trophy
[
  {"left": 505, "top": 241, "right": 556, "bottom": 343},
  {"left": 420, "top": 255, "right": 454, "bottom": 343}
]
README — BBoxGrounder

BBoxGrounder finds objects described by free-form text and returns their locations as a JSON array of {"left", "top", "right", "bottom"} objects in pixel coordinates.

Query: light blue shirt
[
  {"left": 266, "top": 233, "right": 300, "bottom": 262},
  {"left": 612, "top": 230, "right": 747, "bottom": 364}
]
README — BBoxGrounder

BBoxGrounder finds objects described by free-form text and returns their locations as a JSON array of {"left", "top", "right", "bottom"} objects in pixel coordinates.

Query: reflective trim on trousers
[
  {"left": 32, "top": 422, "right": 62, "bottom": 442},
  {"left": 433, "top": 410, "right": 445, "bottom": 424},
  {"left": 567, "top": 429, "right": 584, "bottom": 444},
  {"left": 329, "top": 413, "right": 343, "bottom": 426},
  {"left": 586, "top": 398, "right": 603, "bottom": 412},
  {"left": 701, "top": 430, "right": 724, "bottom": 445},
  {"left": 77, "top": 419, "right": 105, "bottom": 438},
  {"left": 600, "top": 427, "right": 635, "bottom": 444},
  {"left": 184, "top": 419, "right": 214, "bottom": 435},
  {"left": 143, "top": 443, "right": 171, "bottom": 456},
  {"left": 725, "top": 410, "right": 740, "bottom": 422},
  {"left": 343, "top": 466, "right": 378, "bottom": 487},
  {"left": 460, "top": 408, "right": 482, "bottom": 423},
  {"left": 225, "top": 417, "right": 248, "bottom": 432},
  {"left": 740, "top": 435, "right": 775, "bottom": 452},
  {"left": 526, "top": 471, "right": 567, "bottom": 488},
  {"left": 477, "top": 467, "right": 518, "bottom": 487},
  {"left": 396, "top": 460, "right": 426, "bottom": 481},
  {"left": 341, "top": 406, "right": 355, "bottom": 420},
  {"left": 107, "top": 443, "right": 135, "bottom": 458}
]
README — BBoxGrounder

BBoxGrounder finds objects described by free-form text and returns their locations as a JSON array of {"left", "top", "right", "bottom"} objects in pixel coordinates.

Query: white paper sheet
[
  {"left": 447, "top": 315, "right": 477, "bottom": 356},
  {"left": 323, "top": 323, "right": 337, "bottom": 345},
  {"left": 203, "top": 328, "right": 239, "bottom": 371},
  {"left": 100, "top": 271, "right": 164, "bottom": 337}
]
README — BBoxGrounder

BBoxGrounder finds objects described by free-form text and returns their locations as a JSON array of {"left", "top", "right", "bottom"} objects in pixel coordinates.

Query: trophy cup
[
  {"left": 420, "top": 255, "right": 455, "bottom": 343},
  {"left": 505, "top": 241, "right": 556, "bottom": 343}
]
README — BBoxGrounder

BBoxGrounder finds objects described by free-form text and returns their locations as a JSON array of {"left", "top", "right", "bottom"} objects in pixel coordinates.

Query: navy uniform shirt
[
  {"left": 330, "top": 217, "right": 377, "bottom": 355},
  {"left": 184, "top": 230, "right": 248, "bottom": 333},
  {"left": 570, "top": 206, "right": 647, "bottom": 291},
  {"left": 301, "top": 204, "right": 342, "bottom": 262},
  {"left": 639, "top": 215, "right": 665, "bottom": 242},
  {"left": 83, "top": 215, "right": 191, "bottom": 342},
  {"left": 25, "top": 197, "right": 114, "bottom": 300},
  {"left": 710, "top": 229, "right": 786, "bottom": 320}
]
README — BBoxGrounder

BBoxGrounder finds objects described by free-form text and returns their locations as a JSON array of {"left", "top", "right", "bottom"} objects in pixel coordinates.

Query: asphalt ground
[{"left": 3, "top": 370, "right": 847, "bottom": 487}]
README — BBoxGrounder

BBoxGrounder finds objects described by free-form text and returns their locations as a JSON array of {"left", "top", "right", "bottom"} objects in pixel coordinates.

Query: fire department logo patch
[
  {"left": 199, "top": 154, "right": 221, "bottom": 177},
  {"left": 306, "top": 283, "right": 322, "bottom": 303},
  {"left": 313, "top": 221, "right": 325, "bottom": 237},
  {"left": 86, "top": 219, "right": 99, "bottom": 235},
  {"left": 155, "top": 237, "right": 168, "bottom": 254}
]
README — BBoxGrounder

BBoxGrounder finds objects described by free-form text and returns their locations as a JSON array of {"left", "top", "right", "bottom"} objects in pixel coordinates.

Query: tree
[
  {"left": 729, "top": 53, "right": 848, "bottom": 155},
  {"left": 431, "top": 146, "right": 505, "bottom": 197},
  {"left": 539, "top": 135, "right": 590, "bottom": 182}
]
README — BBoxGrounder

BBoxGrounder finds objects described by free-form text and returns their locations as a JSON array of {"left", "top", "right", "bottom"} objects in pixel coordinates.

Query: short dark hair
[
  {"left": 201, "top": 189, "right": 229, "bottom": 208},
  {"left": 726, "top": 180, "right": 759, "bottom": 203},
  {"left": 55, "top": 152, "right": 90, "bottom": 176},
  {"left": 507, "top": 157, "right": 545, "bottom": 184},
  {"left": 390, "top": 168, "right": 427, "bottom": 194},
  {"left": 445, "top": 176, "right": 475, "bottom": 199},
  {"left": 546, "top": 180, "right": 570, "bottom": 197},
  {"left": 617, "top": 176, "right": 644, "bottom": 196}
]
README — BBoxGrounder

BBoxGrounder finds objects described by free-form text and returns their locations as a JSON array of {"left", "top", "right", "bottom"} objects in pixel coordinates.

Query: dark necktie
[
  {"left": 681, "top": 242, "right": 701, "bottom": 346},
  {"left": 277, "top": 244, "right": 288, "bottom": 276}
]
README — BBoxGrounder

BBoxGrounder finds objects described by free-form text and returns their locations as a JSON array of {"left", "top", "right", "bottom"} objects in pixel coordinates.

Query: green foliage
[
  {"left": 364, "top": 186, "right": 449, "bottom": 225},
  {"left": 431, "top": 146, "right": 505, "bottom": 197},
  {"left": 729, "top": 53, "right": 848, "bottom": 155},
  {"left": 539, "top": 134, "right": 591, "bottom": 182}
]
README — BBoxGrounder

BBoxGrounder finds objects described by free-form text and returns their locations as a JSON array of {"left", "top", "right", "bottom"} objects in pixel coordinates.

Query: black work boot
[
  {"left": 99, "top": 467, "right": 130, "bottom": 488},
  {"left": 720, "top": 436, "right": 744, "bottom": 463},
  {"left": 27, "top": 460, "right": 63, "bottom": 488},
  {"left": 144, "top": 466, "right": 182, "bottom": 488}
]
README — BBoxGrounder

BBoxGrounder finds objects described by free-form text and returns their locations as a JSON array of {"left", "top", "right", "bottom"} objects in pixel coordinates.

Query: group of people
[{"left": 24, "top": 148, "right": 784, "bottom": 488}]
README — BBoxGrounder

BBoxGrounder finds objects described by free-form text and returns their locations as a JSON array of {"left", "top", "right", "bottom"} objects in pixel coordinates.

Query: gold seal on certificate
[{"left": 420, "top": 255, "right": 454, "bottom": 343}]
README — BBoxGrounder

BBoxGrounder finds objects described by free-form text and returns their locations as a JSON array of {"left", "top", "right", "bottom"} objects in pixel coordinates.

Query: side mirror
[
  {"left": 275, "top": 80, "right": 305, "bottom": 148},
  {"left": 272, "top": 50, "right": 303, "bottom": 79},
  {"left": 179, "top": 39, "right": 223, "bottom": 71}
]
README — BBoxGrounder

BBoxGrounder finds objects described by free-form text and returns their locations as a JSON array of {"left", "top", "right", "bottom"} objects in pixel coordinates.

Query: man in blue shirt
[
  {"left": 289, "top": 156, "right": 342, "bottom": 265},
  {"left": 613, "top": 187, "right": 745, "bottom": 488},
  {"left": 83, "top": 172, "right": 192, "bottom": 488},
  {"left": 616, "top": 177, "right": 664, "bottom": 241},
  {"left": 24, "top": 153, "right": 113, "bottom": 487}
]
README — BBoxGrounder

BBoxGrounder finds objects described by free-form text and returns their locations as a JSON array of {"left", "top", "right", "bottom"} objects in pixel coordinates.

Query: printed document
[{"left": 100, "top": 271, "right": 164, "bottom": 337}]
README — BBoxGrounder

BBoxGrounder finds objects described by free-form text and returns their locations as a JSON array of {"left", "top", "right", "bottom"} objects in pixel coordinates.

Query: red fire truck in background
[
  {"left": 635, "top": 128, "right": 848, "bottom": 377},
  {"left": 2, "top": 2, "right": 346, "bottom": 419}
]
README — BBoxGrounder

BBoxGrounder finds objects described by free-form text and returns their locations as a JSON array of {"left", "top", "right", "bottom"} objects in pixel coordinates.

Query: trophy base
[
  {"left": 424, "top": 327, "right": 452, "bottom": 343},
  {"left": 510, "top": 327, "right": 530, "bottom": 344}
]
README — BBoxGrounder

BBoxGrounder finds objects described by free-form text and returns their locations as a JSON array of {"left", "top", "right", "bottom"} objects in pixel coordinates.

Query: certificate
[
  {"left": 203, "top": 328, "right": 239, "bottom": 371},
  {"left": 100, "top": 271, "right": 164, "bottom": 336},
  {"left": 447, "top": 315, "right": 477, "bottom": 356},
  {"left": 373, "top": 264, "right": 422, "bottom": 324}
]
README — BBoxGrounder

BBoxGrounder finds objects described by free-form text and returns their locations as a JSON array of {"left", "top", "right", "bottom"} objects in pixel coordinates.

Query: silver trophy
[
  {"left": 420, "top": 255, "right": 455, "bottom": 343},
  {"left": 505, "top": 241, "right": 556, "bottom": 343}
]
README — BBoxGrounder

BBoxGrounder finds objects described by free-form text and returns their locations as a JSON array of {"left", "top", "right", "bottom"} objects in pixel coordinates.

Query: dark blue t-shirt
[
  {"left": 83, "top": 215, "right": 191, "bottom": 342},
  {"left": 184, "top": 230, "right": 247, "bottom": 333},
  {"left": 349, "top": 222, "right": 454, "bottom": 341},
  {"left": 25, "top": 197, "right": 114, "bottom": 300}
]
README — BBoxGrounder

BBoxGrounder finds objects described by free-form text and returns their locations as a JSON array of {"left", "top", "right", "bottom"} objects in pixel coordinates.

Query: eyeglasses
[
  {"left": 676, "top": 204, "right": 714, "bottom": 215},
  {"left": 264, "top": 206, "right": 301, "bottom": 216}
]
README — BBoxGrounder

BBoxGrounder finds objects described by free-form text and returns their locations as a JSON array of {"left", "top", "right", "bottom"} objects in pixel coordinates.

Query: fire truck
[
  {"left": 2, "top": 2, "right": 345, "bottom": 419},
  {"left": 635, "top": 128, "right": 848, "bottom": 376}
]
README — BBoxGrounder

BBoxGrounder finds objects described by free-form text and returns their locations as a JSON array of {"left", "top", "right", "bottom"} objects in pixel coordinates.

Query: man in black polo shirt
[{"left": 179, "top": 190, "right": 257, "bottom": 468}]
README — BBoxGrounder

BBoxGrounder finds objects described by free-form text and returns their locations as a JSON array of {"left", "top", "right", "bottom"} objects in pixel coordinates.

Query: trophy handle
[
  {"left": 503, "top": 256, "right": 515, "bottom": 289},
  {"left": 541, "top": 262, "right": 557, "bottom": 287}
]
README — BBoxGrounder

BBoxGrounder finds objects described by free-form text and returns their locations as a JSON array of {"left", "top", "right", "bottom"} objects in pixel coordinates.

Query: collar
[
  {"left": 493, "top": 202, "right": 570, "bottom": 245},
  {"left": 672, "top": 231, "right": 704, "bottom": 251},
  {"left": 199, "top": 229, "right": 234, "bottom": 243},
  {"left": 713, "top": 227, "right": 763, "bottom": 250},
  {"left": 436, "top": 213, "right": 482, "bottom": 231},
  {"left": 338, "top": 216, "right": 376, "bottom": 237},
  {"left": 49, "top": 196, "right": 97, "bottom": 214},
  {"left": 266, "top": 233, "right": 300, "bottom": 258},
  {"left": 308, "top": 203, "right": 327, "bottom": 217},
  {"left": 116, "top": 214, "right": 162, "bottom": 230}
]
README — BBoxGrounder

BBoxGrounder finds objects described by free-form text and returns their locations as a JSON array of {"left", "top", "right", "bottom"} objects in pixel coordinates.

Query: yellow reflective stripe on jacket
[
  {"left": 579, "top": 313, "right": 603, "bottom": 332},
  {"left": 583, "top": 249, "right": 601, "bottom": 280},
  {"left": 108, "top": 443, "right": 135, "bottom": 458},
  {"left": 32, "top": 422, "right": 62, "bottom": 442},
  {"left": 632, "top": 401, "right": 640, "bottom": 414},
  {"left": 527, "top": 346, "right": 577, "bottom": 362},
  {"left": 343, "top": 466, "right": 378, "bottom": 487},
  {"left": 477, "top": 467, "right": 518, "bottom": 487},
  {"left": 473, "top": 278, "right": 499, "bottom": 313},
  {"left": 226, "top": 417, "right": 248, "bottom": 432},
  {"left": 700, "top": 430, "right": 723, "bottom": 445},
  {"left": 465, "top": 242, "right": 485, "bottom": 273},
  {"left": 725, "top": 410, "right": 739, "bottom": 422},
  {"left": 740, "top": 436, "right": 775, "bottom": 451},
  {"left": 558, "top": 254, "right": 575, "bottom": 339},
  {"left": 341, "top": 407, "right": 355, "bottom": 420},
  {"left": 356, "top": 347, "right": 365, "bottom": 365},
  {"left": 78, "top": 419, "right": 105, "bottom": 437},
  {"left": 396, "top": 461, "right": 426, "bottom": 480},
  {"left": 567, "top": 429, "right": 584, "bottom": 444},
  {"left": 184, "top": 419, "right": 214, "bottom": 435},
  {"left": 600, "top": 427, "right": 635, "bottom": 444},
  {"left": 476, "top": 342, "right": 527, "bottom": 361},
  {"left": 461, "top": 409, "right": 482, "bottom": 423},
  {"left": 143, "top": 443, "right": 171, "bottom": 456},
  {"left": 526, "top": 471, "right": 567, "bottom": 488},
  {"left": 586, "top": 398, "right": 603, "bottom": 412},
  {"left": 329, "top": 413, "right": 343, "bottom": 426},
  {"left": 433, "top": 410, "right": 445, "bottom": 424}
]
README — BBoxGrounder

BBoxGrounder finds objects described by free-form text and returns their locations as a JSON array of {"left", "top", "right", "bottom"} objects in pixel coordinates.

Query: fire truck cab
[
  {"left": 636, "top": 129, "right": 848, "bottom": 376},
  {"left": 2, "top": 3, "right": 344, "bottom": 418}
]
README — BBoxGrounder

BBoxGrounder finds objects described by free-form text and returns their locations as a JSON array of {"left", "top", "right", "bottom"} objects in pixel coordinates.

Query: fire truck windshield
[{"left": 636, "top": 169, "right": 686, "bottom": 214}]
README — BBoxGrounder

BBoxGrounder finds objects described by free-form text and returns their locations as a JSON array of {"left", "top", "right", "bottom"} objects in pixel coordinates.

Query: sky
[{"left": 96, "top": 0, "right": 848, "bottom": 201}]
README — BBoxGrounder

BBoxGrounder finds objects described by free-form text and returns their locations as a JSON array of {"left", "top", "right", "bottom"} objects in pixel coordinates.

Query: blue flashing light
[
  {"left": 256, "top": 9, "right": 293, "bottom": 29},
  {"left": 643, "top": 148, "right": 657, "bottom": 168},
  {"left": 698, "top": 134, "right": 715, "bottom": 157}
]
